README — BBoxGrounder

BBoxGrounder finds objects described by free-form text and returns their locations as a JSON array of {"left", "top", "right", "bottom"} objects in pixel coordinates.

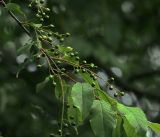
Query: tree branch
[
  {"left": 87, "top": 56, "right": 160, "bottom": 102},
  {"left": 0, "top": 0, "right": 31, "bottom": 37}
]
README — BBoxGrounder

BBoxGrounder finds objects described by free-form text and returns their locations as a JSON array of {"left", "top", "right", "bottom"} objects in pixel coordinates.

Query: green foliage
[
  {"left": 0, "top": 0, "right": 160, "bottom": 137},
  {"left": 90, "top": 100, "right": 116, "bottom": 137},
  {"left": 69, "top": 83, "right": 94, "bottom": 122},
  {"left": 6, "top": 3, "right": 23, "bottom": 14},
  {"left": 16, "top": 42, "right": 33, "bottom": 56},
  {"left": 67, "top": 82, "right": 151, "bottom": 137},
  {"left": 117, "top": 104, "right": 148, "bottom": 137},
  {"left": 147, "top": 122, "right": 160, "bottom": 135},
  {"left": 36, "top": 76, "right": 51, "bottom": 93}
]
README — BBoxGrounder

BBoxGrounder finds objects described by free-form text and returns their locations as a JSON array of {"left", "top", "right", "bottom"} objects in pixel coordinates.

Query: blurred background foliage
[{"left": 0, "top": 0, "right": 160, "bottom": 137}]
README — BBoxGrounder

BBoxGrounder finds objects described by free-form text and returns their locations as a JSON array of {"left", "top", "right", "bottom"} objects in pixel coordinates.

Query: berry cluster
[
  {"left": 26, "top": 1, "right": 125, "bottom": 136},
  {"left": 28, "top": 0, "right": 50, "bottom": 22},
  {"left": 106, "top": 77, "right": 125, "bottom": 98}
]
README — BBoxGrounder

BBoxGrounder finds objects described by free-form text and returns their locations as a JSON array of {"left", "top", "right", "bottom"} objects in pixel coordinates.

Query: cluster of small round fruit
[
  {"left": 35, "top": 42, "right": 125, "bottom": 99},
  {"left": 106, "top": 77, "right": 125, "bottom": 97},
  {"left": 49, "top": 123, "right": 71, "bottom": 137},
  {"left": 37, "top": 28, "right": 70, "bottom": 44},
  {"left": 28, "top": 0, "right": 50, "bottom": 22},
  {"left": 49, "top": 105, "right": 77, "bottom": 137}
]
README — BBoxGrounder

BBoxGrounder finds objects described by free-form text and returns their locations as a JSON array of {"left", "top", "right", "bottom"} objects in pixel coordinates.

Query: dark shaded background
[{"left": 0, "top": 0, "right": 160, "bottom": 137}]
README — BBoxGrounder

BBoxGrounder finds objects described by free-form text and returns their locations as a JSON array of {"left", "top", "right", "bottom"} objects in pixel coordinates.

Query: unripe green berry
[
  {"left": 54, "top": 52, "right": 59, "bottom": 56},
  {"left": 90, "top": 73, "right": 94, "bottom": 78},
  {"left": 61, "top": 68, "right": 66, "bottom": 72},
  {"left": 28, "top": 4, "right": 32, "bottom": 7},
  {"left": 120, "top": 92, "right": 125, "bottom": 96},
  {"left": 40, "top": 30, "right": 44, "bottom": 33},
  {"left": 66, "top": 46, "right": 73, "bottom": 51},
  {"left": 83, "top": 60, "right": 87, "bottom": 64},
  {"left": 40, "top": 0, "right": 44, "bottom": 4},
  {"left": 66, "top": 32, "right": 70, "bottom": 37},
  {"left": 75, "top": 69, "right": 80, "bottom": 73},
  {"left": 82, "top": 69, "right": 86, "bottom": 73},
  {"left": 56, "top": 61, "right": 61, "bottom": 64},
  {"left": 36, "top": 14, "right": 40, "bottom": 18},
  {"left": 38, "top": 10, "right": 41, "bottom": 13},
  {"left": 93, "top": 76, "right": 97, "bottom": 80},
  {"left": 70, "top": 52, "right": 75, "bottom": 57},
  {"left": 109, "top": 85, "right": 113, "bottom": 90},
  {"left": 48, "top": 37, "right": 52, "bottom": 42},
  {"left": 74, "top": 52, "right": 78, "bottom": 56},
  {"left": 48, "top": 32, "right": 52, "bottom": 36},
  {"left": 90, "top": 63, "right": 95, "bottom": 68},
  {"left": 114, "top": 92, "right": 118, "bottom": 97},
  {"left": 58, "top": 129, "right": 62, "bottom": 135},
  {"left": 45, "top": 15, "right": 49, "bottom": 19},
  {"left": 64, "top": 123, "right": 69, "bottom": 128},
  {"left": 75, "top": 56, "right": 80, "bottom": 60},
  {"left": 36, "top": 54, "right": 41, "bottom": 59},
  {"left": 91, "top": 82, "right": 96, "bottom": 87},
  {"left": 45, "top": 8, "right": 50, "bottom": 11},
  {"left": 49, "top": 75, "right": 53, "bottom": 79},
  {"left": 110, "top": 77, "right": 115, "bottom": 82},
  {"left": 60, "top": 38, "right": 64, "bottom": 43},
  {"left": 49, "top": 24, "right": 54, "bottom": 27},
  {"left": 37, "top": 64, "right": 42, "bottom": 68},
  {"left": 53, "top": 82, "right": 57, "bottom": 87},
  {"left": 40, "top": 18, "right": 44, "bottom": 22},
  {"left": 35, "top": 0, "right": 38, "bottom": 4},
  {"left": 42, "top": 35, "right": 47, "bottom": 39}
]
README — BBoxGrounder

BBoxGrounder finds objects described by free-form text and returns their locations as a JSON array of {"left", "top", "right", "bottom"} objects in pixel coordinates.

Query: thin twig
[
  {"left": 0, "top": 0, "right": 31, "bottom": 37},
  {"left": 58, "top": 75, "right": 65, "bottom": 137}
]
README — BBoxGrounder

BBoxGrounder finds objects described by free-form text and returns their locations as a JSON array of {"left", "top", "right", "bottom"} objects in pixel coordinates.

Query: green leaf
[
  {"left": 16, "top": 58, "right": 33, "bottom": 78},
  {"left": 16, "top": 43, "right": 32, "bottom": 56},
  {"left": 54, "top": 78, "right": 62, "bottom": 99},
  {"left": 58, "top": 46, "right": 73, "bottom": 53},
  {"left": 6, "top": 3, "right": 23, "bottom": 14},
  {"left": 30, "top": 44, "right": 39, "bottom": 55},
  {"left": 54, "top": 77, "right": 67, "bottom": 100},
  {"left": 112, "top": 115, "right": 128, "bottom": 137},
  {"left": 36, "top": 76, "right": 58, "bottom": 93},
  {"left": 63, "top": 54, "right": 79, "bottom": 65},
  {"left": 30, "top": 23, "right": 42, "bottom": 28},
  {"left": 117, "top": 104, "right": 148, "bottom": 137},
  {"left": 123, "top": 118, "right": 139, "bottom": 137},
  {"left": 36, "top": 77, "right": 50, "bottom": 93},
  {"left": 90, "top": 100, "right": 116, "bottom": 137},
  {"left": 67, "top": 96, "right": 82, "bottom": 126},
  {"left": 147, "top": 122, "right": 160, "bottom": 135},
  {"left": 112, "top": 115, "right": 122, "bottom": 137},
  {"left": 80, "top": 72, "right": 100, "bottom": 89},
  {"left": 70, "top": 83, "right": 95, "bottom": 121},
  {"left": 97, "top": 89, "right": 117, "bottom": 108}
]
